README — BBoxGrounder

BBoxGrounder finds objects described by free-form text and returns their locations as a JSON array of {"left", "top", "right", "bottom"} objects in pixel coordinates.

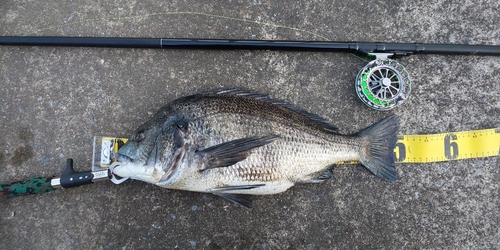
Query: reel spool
[{"left": 355, "top": 56, "right": 411, "bottom": 111}]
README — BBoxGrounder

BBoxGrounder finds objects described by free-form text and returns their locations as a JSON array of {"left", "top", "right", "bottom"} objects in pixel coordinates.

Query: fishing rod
[{"left": 1, "top": 36, "right": 500, "bottom": 110}]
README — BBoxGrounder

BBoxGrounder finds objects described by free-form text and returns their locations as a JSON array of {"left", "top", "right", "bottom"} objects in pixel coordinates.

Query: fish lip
[
  {"left": 115, "top": 152, "right": 132, "bottom": 163},
  {"left": 109, "top": 154, "right": 134, "bottom": 180}
]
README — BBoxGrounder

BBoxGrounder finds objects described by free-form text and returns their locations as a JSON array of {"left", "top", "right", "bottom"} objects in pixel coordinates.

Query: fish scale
[
  {"left": 191, "top": 114, "right": 354, "bottom": 181},
  {"left": 113, "top": 89, "right": 399, "bottom": 208}
]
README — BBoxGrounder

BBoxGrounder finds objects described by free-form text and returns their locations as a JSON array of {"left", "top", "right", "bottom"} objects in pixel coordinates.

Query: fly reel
[{"left": 355, "top": 56, "right": 411, "bottom": 111}]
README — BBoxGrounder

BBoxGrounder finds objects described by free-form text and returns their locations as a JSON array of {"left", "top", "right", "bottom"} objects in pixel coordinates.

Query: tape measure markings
[{"left": 395, "top": 128, "right": 499, "bottom": 163}]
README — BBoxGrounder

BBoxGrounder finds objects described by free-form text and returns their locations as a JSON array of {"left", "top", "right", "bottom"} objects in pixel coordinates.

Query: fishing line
[{"left": 22, "top": 11, "right": 330, "bottom": 40}]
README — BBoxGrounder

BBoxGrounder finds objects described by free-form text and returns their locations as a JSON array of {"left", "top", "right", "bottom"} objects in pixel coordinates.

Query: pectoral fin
[
  {"left": 198, "top": 136, "right": 278, "bottom": 170},
  {"left": 208, "top": 184, "right": 266, "bottom": 192}
]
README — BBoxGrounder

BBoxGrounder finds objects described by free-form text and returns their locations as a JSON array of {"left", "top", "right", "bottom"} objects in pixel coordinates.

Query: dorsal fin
[{"left": 214, "top": 89, "right": 338, "bottom": 133}]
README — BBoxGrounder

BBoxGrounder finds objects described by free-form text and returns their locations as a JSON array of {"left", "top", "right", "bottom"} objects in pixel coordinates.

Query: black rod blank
[{"left": 1, "top": 36, "right": 500, "bottom": 57}]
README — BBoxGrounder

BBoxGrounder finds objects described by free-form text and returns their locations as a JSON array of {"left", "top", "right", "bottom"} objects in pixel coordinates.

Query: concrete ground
[{"left": 1, "top": 1, "right": 499, "bottom": 249}]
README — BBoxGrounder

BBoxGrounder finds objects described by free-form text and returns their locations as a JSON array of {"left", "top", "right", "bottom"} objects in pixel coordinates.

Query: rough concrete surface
[{"left": 1, "top": 1, "right": 499, "bottom": 249}]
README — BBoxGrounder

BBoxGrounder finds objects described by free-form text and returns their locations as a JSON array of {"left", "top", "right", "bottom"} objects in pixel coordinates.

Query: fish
[{"left": 112, "top": 89, "right": 399, "bottom": 208}]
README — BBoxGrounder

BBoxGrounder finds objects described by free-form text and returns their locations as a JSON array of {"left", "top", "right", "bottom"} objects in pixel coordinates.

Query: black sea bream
[{"left": 112, "top": 90, "right": 399, "bottom": 208}]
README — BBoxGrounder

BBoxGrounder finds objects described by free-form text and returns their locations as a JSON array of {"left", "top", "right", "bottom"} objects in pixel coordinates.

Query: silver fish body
[{"left": 114, "top": 90, "right": 399, "bottom": 207}]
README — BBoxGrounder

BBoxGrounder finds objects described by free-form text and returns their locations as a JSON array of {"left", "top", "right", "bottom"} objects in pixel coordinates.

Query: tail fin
[{"left": 357, "top": 115, "right": 399, "bottom": 181}]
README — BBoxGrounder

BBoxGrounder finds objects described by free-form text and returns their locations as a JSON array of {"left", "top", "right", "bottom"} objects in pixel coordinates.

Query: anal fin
[
  {"left": 213, "top": 193, "right": 254, "bottom": 209},
  {"left": 199, "top": 136, "right": 278, "bottom": 170},
  {"left": 303, "top": 165, "right": 334, "bottom": 183}
]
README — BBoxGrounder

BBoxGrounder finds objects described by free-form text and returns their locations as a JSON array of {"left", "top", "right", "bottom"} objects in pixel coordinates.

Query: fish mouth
[
  {"left": 110, "top": 150, "right": 135, "bottom": 182},
  {"left": 115, "top": 153, "right": 132, "bottom": 163},
  {"left": 111, "top": 139, "right": 160, "bottom": 183},
  {"left": 109, "top": 153, "right": 132, "bottom": 179}
]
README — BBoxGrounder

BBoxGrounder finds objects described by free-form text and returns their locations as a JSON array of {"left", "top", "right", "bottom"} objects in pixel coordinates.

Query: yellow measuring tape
[
  {"left": 395, "top": 128, "right": 499, "bottom": 163},
  {"left": 334, "top": 128, "right": 499, "bottom": 164},
  {"left": 100, "top": 128, "right": 499, "bottom": 166}
]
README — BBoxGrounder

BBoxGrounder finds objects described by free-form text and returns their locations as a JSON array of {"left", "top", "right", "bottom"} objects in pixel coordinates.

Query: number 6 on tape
[{"left": 394, "top": 128, "right": 500, "bottom": 163}]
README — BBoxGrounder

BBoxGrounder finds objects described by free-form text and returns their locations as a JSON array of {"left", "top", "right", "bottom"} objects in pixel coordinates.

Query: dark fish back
[{"left": 169, "top": 89, "right": 338, "bottom": 135}]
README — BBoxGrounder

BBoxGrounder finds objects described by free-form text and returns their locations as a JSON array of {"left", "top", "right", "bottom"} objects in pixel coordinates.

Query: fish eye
[{"left": 134, "top": 132, "right": 145, "bottom": 142}]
